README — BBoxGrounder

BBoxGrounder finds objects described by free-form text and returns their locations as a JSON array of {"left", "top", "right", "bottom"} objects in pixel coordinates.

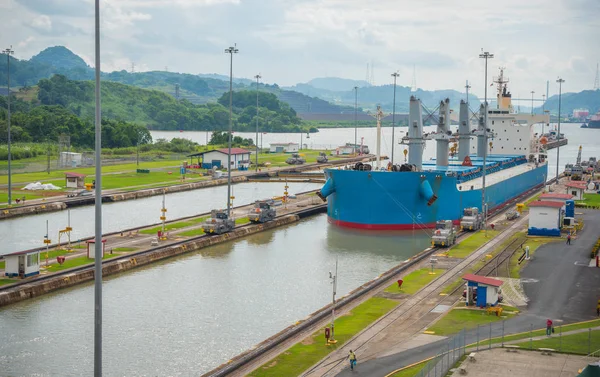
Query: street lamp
[
  {"left": 354, "top": 86, "right": 358, "bottom": 154},
  {"left": 530, "top": 91, "right": 535, "bottom": 115},
  {"left": 92, "top": 0, "right": 103, "bottom": 375},
  {"left": 328, "top": 258, "right": 338, "bottom": 344},
  {"left": 391, "top": 72, "right": 399, "bottom": 165},
  {"left": 224, "top": 45, "right": 238, "bottom": 217},
  {"left": 479, "top": 49, "right": 494, "bottom": 231},
  {"left": 2, "top": 46, "right": 14, "bottom": 206},
  {"left": 556, "top": 77, "right": 565, "bottom": 183},
  {"left": 254, "top": 74, "right": 261, "bottom": 172}
]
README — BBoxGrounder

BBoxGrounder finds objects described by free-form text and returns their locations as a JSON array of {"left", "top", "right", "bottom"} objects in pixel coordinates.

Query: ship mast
[{"left": 375, "top": 105, "right": 383, "bottom": 170}]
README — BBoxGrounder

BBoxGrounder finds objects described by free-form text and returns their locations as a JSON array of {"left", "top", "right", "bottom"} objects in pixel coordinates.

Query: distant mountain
[
  {"left": 306, "top": 77, "right": 371, "bottom": 92},
  {"left": 538, "top": 89, "right": 600, "bottom": 116},
  {"left": 30, "top": 46, "right": 89, "bottom": 71}
]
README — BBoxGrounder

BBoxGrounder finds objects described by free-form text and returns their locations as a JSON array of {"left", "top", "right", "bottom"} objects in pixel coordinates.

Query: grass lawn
[
  {"left": 577, "top": 193, "right": 600, "bottom": 207},
  {"left": 0, "top": 278, "right": 17, "bottom": 286},
  {"left": 384, "top": 268, "right": 445, "bottom": 295},
  {"left": 388, "top": 361, "right": 429, "bottom": 377},
  {"left": 447, "top": 230, "right": 499, "bottom": 258},
  {"left": 508, "top": 235, "right": 562, "bottom": 278},
  {"left": 139, "top": 217, "right": 208, "bottom": 234},
  {"left": 248, "top": 297, "right": 398, "bottom": 377},
  {"left": 0, "top": 159, "right": 185, "bottom": 185},
  {"left": 0, "top": 260, "right": 4, "bottom": 269},
  {"left": 486, "top": 319, "right": 600, "bottom": 346},
  {"left": 179, "top": 228, "right": 206, "bottom": 237},
  {"left": 98, "top": 171, "right": 207, "bottom": 190},
  {"left": 528, "top": 330, "right": 600, "bottom": 354},
  {"left": 426, "top": 307, "right": 517, "bottom": 336},
  {"left": 113, "top": 247, "right": 137, "bottom": 252},
  {"left": 44, "top": 253, "right": 120, "bottom": 272}
]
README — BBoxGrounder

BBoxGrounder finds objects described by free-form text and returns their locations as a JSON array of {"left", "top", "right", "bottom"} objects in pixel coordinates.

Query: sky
[{"left": 1, "top": 0, "right": 599, "bottom": 100}]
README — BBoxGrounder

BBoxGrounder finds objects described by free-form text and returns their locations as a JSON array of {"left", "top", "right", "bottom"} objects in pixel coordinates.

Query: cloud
[
  {"left": 30, "top": 15, "right": 52, "bottom": 32},
  {"left": 15, "top": 0, "right": 93, "bottom": 16}
]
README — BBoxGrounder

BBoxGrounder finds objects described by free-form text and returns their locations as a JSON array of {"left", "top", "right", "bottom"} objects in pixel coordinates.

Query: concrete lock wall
[
  {"left": 0, "top": 215, "right": 301, "bottom": 307},
  {"left": 0, "top": 202, "right": 67, "bottom": 220}
]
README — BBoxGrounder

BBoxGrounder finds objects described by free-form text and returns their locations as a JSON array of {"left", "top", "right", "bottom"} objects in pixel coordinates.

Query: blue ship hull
[{"left": 319, "top": 160, "right": 547, "bottom": 230}]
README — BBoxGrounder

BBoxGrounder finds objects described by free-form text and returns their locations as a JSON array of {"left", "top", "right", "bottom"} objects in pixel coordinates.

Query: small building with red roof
[
  {"left": 188, "top": 148, "right": 252, "bottom": 171},
  {"left": 566, "top": 182, "right": 587, "bottom": 200},
  {"left": 539, "top": 193, "right": 574, "bottom": 203},
  {"left": 527, "top": 200, "right": 564, "bottom": 237},
  {"left": 462, "top": 273, "right": 503, "bottom": 307},
  {"left": 64, "top": 172, "right": 87, "bottom": 189}
]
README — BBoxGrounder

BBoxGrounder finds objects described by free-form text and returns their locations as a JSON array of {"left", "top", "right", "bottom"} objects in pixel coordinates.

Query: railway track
[{"left": 300, "top": 219, "right": 530, "bottom": 377}]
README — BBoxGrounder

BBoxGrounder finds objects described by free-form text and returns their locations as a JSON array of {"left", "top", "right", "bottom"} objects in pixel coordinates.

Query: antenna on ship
[{"left": 411, "top": 65, "right": 417, "bottom": 92}]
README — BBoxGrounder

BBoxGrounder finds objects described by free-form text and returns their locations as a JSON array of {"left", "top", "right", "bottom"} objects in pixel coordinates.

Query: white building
[
  {"left": 528, "top": 200, "right": 564, "bottom": 236},
  {"left": 566, "top": 182, "right": 586, "bottom": 201},
  {"left": 194, "top": 148, "right": 251, "bottom": 171},
  {"left": 4, "top": 250, "right": 41, "bottom": 278},
  {"left": 334, "top": 143, "right": 370, "bottom": 156},
  {"left": 269, "top": 143, "right": 299, "bottom": 153}
]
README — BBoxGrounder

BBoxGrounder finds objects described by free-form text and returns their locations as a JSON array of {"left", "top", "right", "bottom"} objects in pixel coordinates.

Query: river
[
  {"left": 0, "top": 214, "right": 431, "bottom": 376},
  {"left": 0, "top": 181, "right": 322, "bottom": 255}
]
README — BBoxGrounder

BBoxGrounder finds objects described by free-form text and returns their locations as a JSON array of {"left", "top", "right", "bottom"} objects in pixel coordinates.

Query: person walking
[
  {"left": 546, "top": 319, "right": 553, "bottom": 336},
  {"left": 348, "top": 350, "right": 357, "bottom": 371},
  {"left": 566, "top": 233, "right": 571, "bottom": 245}
]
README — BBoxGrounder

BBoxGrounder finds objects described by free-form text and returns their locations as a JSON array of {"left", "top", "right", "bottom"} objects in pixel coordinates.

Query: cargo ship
[
  {"left": 581, "top": 111, "right": 600, "bottom": 129},
  {"left": 317, "top": 69, "right": 550, "bottom": 230}
]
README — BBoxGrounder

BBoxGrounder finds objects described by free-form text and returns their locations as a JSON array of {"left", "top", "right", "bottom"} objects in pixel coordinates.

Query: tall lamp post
[
  {"left": 225, "top": 45, "right": 238, "bottom": 216},
  {"left": 391, "top": 72, "right": 399, "bottom": 165},
  {"left": 479, "top": 50, "right": 494, "bottom": 230},
  {"left": 354, "top": 86, "right": 358, "bottom": 154},
  {"left": 530, "top": 91, "right": 535, "bottom": 115},
  {"left": 254, "top": 74, "right": 261, "bottom": 172},
  {"left": 93, "top": 0, "right": 103, "bottom": 375},
  {"left": 328, "top": 258, "right": 338, "bottom": 343},
  {"left": 2, "top": 46, "right": 14, "bottom": 206},
  {"left": 556, "top": 77, "right": 565, "bottom": 183}
]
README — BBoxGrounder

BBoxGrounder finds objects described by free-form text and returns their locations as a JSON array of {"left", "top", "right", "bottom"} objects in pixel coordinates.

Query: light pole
[
  {"left": 328, "top": 258, "right": 338, "bottom": 343},
  {"left": 354, "top": 86, "right": 358, "bottom": 154},
  {"left": 225, "top": 45, "right": 238, "bottom": 217},
  {"left": 391, "top": 72, "right": 399, "bottom": 165},
  {"left": 530, "top": 91, "right": 535, "bottom": 115},
  {"left": 93, "top": 0, "right": 103, "bottom": 375},
  {"left": 254, "top": 74, "right": 261, "bottom": 172},
  {"left": 2, "top": 46, "right": 14, "bottom": 206},
  {"left": 556, "top": 77, "right": 565, "bottom": 183},
  {"left": 479, "top": 49, "right": 494, "bottom": 230}
]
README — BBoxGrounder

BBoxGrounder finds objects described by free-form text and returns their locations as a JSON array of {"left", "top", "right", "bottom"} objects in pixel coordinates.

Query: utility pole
[
  {"left": 542, "top": 94, "right": 547, "bottom": 135},
  {"left": 2, "top": 46, "right": 14, "bottom": 206},
  {"left": 479, "top": 49, "right": 494, "bottom": 231},
  {"left": 224, "top": 45, "right": 238, "bottom": 217},
  {"left": 354, "top": 86, "right": 358, "bottom": 154},
  {"left": 328, "top": 258, "right": 338, "bottom": 343},
  {"left": 530, "top": 90, "right": 535, "bottom": 115},
  {"left": 93, "top": 0, "right": 103, "bottom": 375},
  {"left": 254, "top": 74, "right": 261, "bottom": 172},
  {"left": 391, "top": 72, "right": 399, "bottom": 165},
  {"left": 556, "top": 77, "right": 565, "bottom": 183}
]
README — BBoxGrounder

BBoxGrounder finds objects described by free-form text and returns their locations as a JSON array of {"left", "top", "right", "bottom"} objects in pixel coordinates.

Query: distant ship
[
  {"left": 317, "top": 68, "right": 549, "bottom": 230},
  {"left": 582, "top": 111, "right": 600, "bottom": 129}
]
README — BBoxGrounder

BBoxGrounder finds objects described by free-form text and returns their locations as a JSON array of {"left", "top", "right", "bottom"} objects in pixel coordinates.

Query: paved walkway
[{"left": 448, "top": 348, "right": 595, "bottom": 377}]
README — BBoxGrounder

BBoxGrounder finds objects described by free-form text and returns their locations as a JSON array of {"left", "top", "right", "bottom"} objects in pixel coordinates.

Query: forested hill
[
  {"left": 32, "top": 75, "right": 306, "bottom": 132},
  {"left": 0, "top": 46, "right": 352, "bottom": 115}
]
